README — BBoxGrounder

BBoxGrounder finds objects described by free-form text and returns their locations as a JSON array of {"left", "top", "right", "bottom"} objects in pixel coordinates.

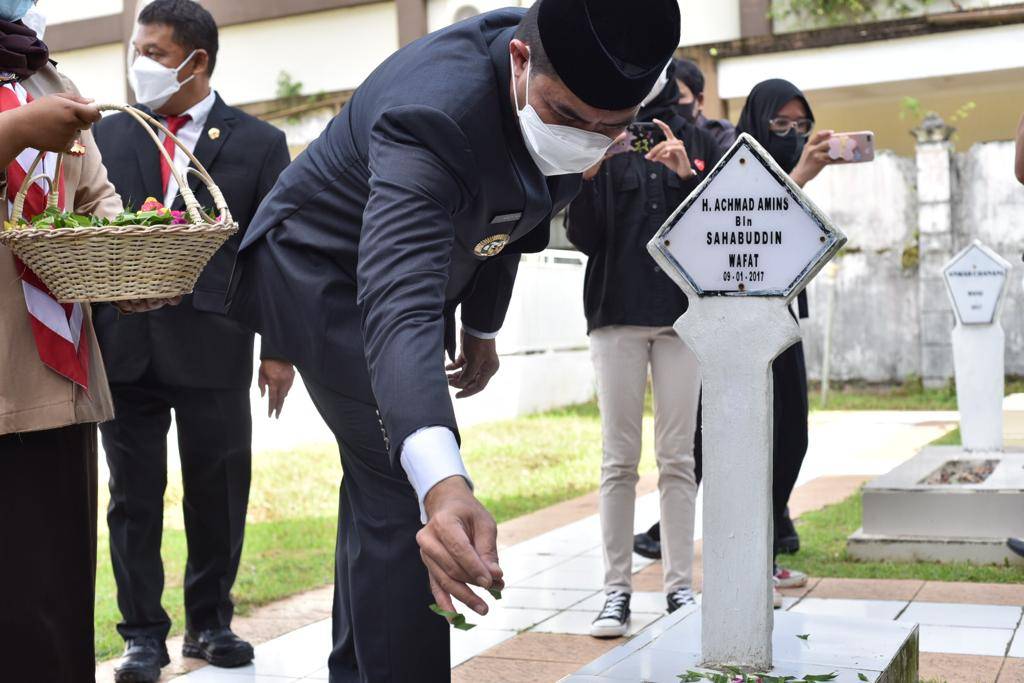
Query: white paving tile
[
  {"left": 572, "top": 591, "right": 669, "bottom": 615},
  {"left": 498, "top": 550, "right": 577, "bottom": 583},
  {"left": 491, "top": 587, "right": 595, "bottom": 610},
  {"left": 791, "top": 598, "right": 909, "bottom": 622},
  {"left": 917, "top": 624, "right": 1014, "bottom": 657},
  {"left": 176, "top": 666, "right": 299, "bottom": 681},
  {"left": 529, "top": 609, "right": 662, "bottom": 636},
  {"left": 1009, "top": 630, "right": 1024, "bottom": 658},
  {"left": 516, "top": 565, "right": 606, "bottom": 591},
  {"left": 899, "top": 601, "right": 1022, "bottom": 629},
  {"left": 182, "top": 620, "right": 329, "bottom": 679},
  {"left": 299, "top": 668, "right": 329, "bottom": 681},
  {"left": 471, "top": 605, "right": 559, "bottom": 631},
  {"left": 449, "top": 628, "right": 517, "bottom": 667}
]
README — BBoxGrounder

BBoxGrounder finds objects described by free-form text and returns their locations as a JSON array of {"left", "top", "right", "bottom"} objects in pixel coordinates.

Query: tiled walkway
[{"left": 97, "top": 410, "right": 988, "bottom": 682}]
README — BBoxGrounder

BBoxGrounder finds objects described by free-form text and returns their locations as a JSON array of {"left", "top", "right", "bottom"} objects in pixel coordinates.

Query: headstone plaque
[
  {"left": 942, "top": 240, "right": 1011, "bottom": 452},
  {"left": 943, "top": 241, "right": 1010, "bottom": 326},
  {"left": 648, "top": 133, "right": 846, "bottom": 671},
  {"left": 654, "top": 135, "right": 844, "bottom": 298}
]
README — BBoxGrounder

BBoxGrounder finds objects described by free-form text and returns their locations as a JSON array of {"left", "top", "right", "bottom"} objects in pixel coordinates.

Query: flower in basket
[
  {"left": 140, "top": 197, "right": 165, "bottom": 212},
  {"left": 171, "top": 210, "right": 188, "bottom": 225}
]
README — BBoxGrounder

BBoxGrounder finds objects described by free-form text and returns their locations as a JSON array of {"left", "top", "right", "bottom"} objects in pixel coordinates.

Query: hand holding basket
[{"left": 0, "top": 104, "right": 240, "bottom": 303}]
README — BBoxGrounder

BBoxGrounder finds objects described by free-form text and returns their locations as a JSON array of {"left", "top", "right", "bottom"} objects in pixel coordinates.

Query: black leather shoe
[
  {"left": 776, "top": 508, "right": 800, "bottom": 555},
  {"left": 633, "top": 531, "right": 662, "bottom": 560},
  {"left": 183, "top": 627, "right": 254, "bottom": 668},
  {"left": 114, "top": 637, "right": 170, "bottom": 683},
  {"left": 1008, "top": 538, "right": 1024, "bottom": 558}
]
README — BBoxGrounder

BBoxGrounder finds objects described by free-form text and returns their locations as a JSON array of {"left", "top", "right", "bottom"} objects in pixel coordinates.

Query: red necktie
[{"left": 160, "top": 114, "right": 191, "bottom": 194}]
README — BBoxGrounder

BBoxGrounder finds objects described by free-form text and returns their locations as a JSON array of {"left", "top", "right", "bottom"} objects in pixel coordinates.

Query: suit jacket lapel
[
  {"left": 133, "top": 105, "right": 164, "bottom": 204},
  {"left": 172, "top": 94, "right": 235, "bottom": 211}
]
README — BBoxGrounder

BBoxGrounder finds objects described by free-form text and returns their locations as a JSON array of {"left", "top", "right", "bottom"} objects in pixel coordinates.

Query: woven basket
[{"left": 0, "top": 104, "right": 238, "bottom": 303}]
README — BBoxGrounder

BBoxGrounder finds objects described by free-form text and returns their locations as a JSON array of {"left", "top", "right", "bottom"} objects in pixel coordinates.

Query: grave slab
[
  {"left": 559, "top": 607, "right": 918, "bottom": 682},
  {"left": 848, "top": 445, "right": 1024, "bottom": 565}
]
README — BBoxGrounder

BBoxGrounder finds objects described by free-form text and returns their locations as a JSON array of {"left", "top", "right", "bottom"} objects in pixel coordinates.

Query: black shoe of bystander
[
  {"left": 633, "top": 531, "right": 662, "bottom": 560},
  {"left": 114, "top": 637, "right": 170, "bottom": 683},
  {"left": 183, "top": 627, "right": 255, "bottom": 668}
]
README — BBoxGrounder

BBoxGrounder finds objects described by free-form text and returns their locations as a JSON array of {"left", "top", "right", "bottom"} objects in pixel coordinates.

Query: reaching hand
[
  {"left": 14, "top": 93, "right": 100, "bottom": 153},
  {"left": 790, "top": 129, "right": 834, "bottom": 188},
  {"left": 417, "top": 475, "right": 503, "bottom": 617},
  {"left": 646, "top": 118, "right": 695, "bottom": 180},
  {"left": 259, "top": 359, "right": 295, "bottom": 419},
  {"left": 446, "top": 330, "right": 499, "bottom": 399}
]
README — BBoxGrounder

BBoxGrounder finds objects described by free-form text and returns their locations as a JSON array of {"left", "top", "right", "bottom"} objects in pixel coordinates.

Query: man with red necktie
[
  {"left": 0, "top": 2, "right": 175, "bottom": 679},
  {"left": 91, "top": 2, "right": 293, "bottom": 681}
]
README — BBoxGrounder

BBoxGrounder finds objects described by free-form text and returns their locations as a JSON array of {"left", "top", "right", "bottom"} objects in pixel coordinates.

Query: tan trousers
[{"left": 591, "top": 325, "right": 701, "bottom": 594}]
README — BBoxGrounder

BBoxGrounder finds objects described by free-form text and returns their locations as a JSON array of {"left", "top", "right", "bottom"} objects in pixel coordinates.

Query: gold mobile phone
[{"left": 827, "top": 131, "right": 875, "bottom": 164}]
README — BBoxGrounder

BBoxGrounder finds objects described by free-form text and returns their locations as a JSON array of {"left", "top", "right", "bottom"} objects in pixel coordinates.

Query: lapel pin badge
[{"left": 208, "top": 127, "right": 221, "bottom": 140}]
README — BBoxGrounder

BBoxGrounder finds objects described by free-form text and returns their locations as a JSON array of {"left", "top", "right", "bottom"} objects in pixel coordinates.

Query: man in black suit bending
[{"left": 93, "top": 2, "right": 294, "bottom": 681}]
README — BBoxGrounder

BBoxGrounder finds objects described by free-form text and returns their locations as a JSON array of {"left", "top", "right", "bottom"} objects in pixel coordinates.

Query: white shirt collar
[{"left": 175, "top": 89, "right": 217, "bottom": 128}]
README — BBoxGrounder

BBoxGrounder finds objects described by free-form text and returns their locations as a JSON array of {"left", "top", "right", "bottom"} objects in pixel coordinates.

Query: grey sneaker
[{"left": 590, "top": 591, "right": 631, "bottom": 638}]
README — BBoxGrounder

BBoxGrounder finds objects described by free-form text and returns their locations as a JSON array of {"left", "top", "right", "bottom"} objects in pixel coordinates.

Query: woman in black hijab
[{"left": 737, "top": 78, "right": 835, "bottom": 595}]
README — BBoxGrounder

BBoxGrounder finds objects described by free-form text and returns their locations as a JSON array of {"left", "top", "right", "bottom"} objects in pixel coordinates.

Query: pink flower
[
  {"left": 140, "top": 197, "right": 164, "bottom": 212},
  {"left": 170, "top": 210, "right": 188, "bottom": 225}
]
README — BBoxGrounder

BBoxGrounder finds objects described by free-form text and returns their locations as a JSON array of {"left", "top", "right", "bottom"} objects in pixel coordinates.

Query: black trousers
[
  {"left": 100, "top": 380, "right": 252, "bottom": 641},
  {"left": 646, "top": 342, "right": 809, "bottom": 555},
  {"left": 0, "top": 424, "right": 98, "bottom": 683},
  {"left": 303, "top": 375, "right": 449, "bottom": 683}
]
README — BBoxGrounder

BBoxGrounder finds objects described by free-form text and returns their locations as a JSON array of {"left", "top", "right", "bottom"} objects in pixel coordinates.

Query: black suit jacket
[
  {"left": 228, "top": 9, "right": 581, "bottom": 456},
  {"left": 93, "top": 94, "right": 291, "bottom": 390}
]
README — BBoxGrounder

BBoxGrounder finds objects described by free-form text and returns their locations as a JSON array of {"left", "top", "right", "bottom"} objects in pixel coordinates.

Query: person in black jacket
[
  {"left": 227, "top": 1, "right": 681, "bottom": 679},
  {"left": 92, "top": 3, "right": 294, "bottom": 681},
  {"left": 674, "top": 57, "right": 736, "bottom": 153},
  {"left": 567, "top": 69, "right": 722, "bottom": 637},
  {"left": 736, "top": 78, "right": 837, "bottom": 602}
]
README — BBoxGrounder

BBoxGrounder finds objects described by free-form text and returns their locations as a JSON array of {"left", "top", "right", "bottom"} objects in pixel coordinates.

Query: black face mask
[
  {"left": 766, "top": 129, "right": 806, "bottom": 174},
  {"left": 676, "top": 100, "right": 697, "bottom": 124}
]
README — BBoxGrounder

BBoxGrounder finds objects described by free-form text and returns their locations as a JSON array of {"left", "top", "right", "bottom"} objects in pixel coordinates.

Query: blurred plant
[
  {"left": 771, "top": 0, "right": 936, "bottom": 26},
  {"left": 276, "top": 70, "right": 304, "bottom": 101},
  {"left": 900, "top": 97, "right": 976, "bottom": 125}
]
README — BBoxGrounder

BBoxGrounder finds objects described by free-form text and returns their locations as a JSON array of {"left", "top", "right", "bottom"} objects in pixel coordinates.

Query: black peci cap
[{"left": 538, "top": 0, "right": 681, "bottom": 111}]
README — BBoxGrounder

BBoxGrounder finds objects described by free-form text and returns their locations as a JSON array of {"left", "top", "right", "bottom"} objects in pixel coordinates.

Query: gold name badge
[{"left": 474, "top": 234, "right": 510, "bottom": 258}]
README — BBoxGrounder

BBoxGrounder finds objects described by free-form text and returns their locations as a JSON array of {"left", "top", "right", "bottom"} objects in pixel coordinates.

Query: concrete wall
[
  {"left": 956, "top": 141, "right": 1024, "bottom": 376},
  {"left": 800, "top": 141, "right": 1024, "bottom": 383},
  {"left": 800, "top": 151, "right": 921, "bottom": 382}
]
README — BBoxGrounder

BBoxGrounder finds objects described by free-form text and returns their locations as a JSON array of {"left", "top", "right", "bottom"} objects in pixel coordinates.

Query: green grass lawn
[
  {"left": 781, "top": 490, "right": 1024, "bottom": 583},
  {"left": 94, "top": 400, "right": 659, "bottom": 661},
  {"left": 810, "top": 377, "right": 1024, "bottom": 412}
]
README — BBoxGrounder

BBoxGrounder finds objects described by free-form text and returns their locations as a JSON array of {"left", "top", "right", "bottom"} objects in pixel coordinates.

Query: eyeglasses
[{"left": 768, "top": 117, "right": 814, "bottom": 136}]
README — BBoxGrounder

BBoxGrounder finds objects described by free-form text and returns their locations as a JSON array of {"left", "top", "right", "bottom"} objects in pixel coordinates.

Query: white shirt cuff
[
  {"left": 462, "top": 324, "right": 500, "bottom": 340},
  {"left": 400, "top": 426, "right": 472, "bottom": 524}
]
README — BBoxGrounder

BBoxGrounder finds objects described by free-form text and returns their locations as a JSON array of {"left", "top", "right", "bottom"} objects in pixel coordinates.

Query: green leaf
[
  {"left": 488, "top": 587, "right": 503, "bottom": 600},
  {"left": 796, "top": 633, "right": 810, "bottom": 641},
  {"left": 678, "top": 673, "right": 704, "bottom": 682},
  {"left": 857, "top": 675, "right": 870, "bottom": 682},
  {"left": 802, "top": 674, "right": 838, "bottom": 682},
  {"left": 428, "top": 603, "right": 476, "bottom": 631}
]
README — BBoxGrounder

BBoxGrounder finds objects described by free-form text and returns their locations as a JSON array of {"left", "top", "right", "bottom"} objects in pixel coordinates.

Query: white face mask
[
  {"left": 129, "top": 49, "right": 197, "bottom": 110},
  {"left": 512, "top": 55, "right": 614, "bottom": 177}
]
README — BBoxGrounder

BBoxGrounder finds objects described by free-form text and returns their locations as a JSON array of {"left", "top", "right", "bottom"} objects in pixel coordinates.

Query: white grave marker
[
  {"left": 943, "top": 241, "right": 1011, "bottom": 451},
  {"left": 649, "top": 133, "right": 846, "bottom": 671}
]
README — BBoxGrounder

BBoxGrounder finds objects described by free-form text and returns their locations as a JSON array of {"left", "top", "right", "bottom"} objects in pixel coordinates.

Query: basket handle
[
  {"left": 96, "top": 104, "right": 233, "bottom": 225},
  {"left": 12, "top": 151, "right": 63, "bottom": 220}
]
